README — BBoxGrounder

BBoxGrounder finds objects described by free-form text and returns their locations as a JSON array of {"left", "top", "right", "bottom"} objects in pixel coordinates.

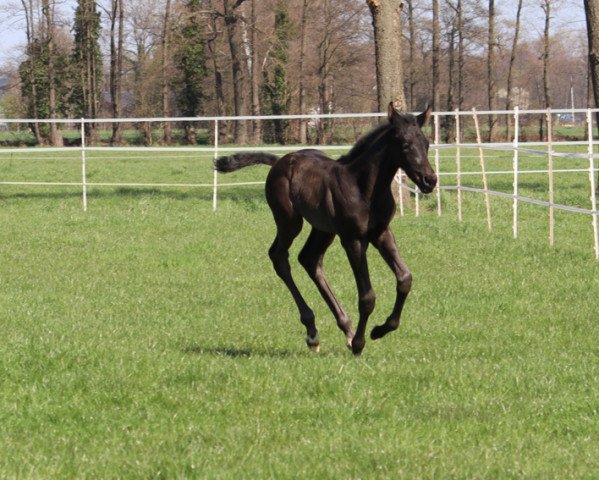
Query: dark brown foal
[{"left": 216, "top": 103, "right": 436, "bottom": 355}]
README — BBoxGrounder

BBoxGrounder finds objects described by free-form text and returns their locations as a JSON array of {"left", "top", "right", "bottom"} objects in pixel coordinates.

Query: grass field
[{"left": 1, "top": 148, "right": 598, "bottom": 478}]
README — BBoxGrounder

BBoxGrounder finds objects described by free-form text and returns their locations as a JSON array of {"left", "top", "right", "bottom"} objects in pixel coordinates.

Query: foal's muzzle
[{"left": 419, "top": 173, "right": 437, "bottom": 194}]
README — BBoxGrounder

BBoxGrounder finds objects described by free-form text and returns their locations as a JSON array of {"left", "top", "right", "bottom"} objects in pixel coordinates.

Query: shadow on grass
[{"left": 183, "top": 343, "right": 335, "bottom": 359}]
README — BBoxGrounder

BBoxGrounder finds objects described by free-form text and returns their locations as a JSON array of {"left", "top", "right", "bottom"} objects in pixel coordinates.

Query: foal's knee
[{"left": 359, "top": 289, "right": 376, "bottom": 317}]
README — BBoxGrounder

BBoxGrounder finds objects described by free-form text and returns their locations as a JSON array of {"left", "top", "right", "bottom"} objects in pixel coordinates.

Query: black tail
[{"left": 215, "top": 152, "right": 279, "bottom": 173}]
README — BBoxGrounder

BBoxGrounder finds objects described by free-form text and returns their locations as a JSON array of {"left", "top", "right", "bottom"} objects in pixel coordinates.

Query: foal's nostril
[{"left": 423, "top": 174, "right": 437, "bottom": 189}]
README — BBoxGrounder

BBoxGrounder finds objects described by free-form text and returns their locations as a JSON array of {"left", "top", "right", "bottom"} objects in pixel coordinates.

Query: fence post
[
  {"left": 81, "top": 118, "right": 87, "bottom": 212},
  {"left": 472, "top": 108, "right": 492, "bottom": 231},
  {"left": 587, "top": 109, "right": 599, "bottom": 260},
  {"left": 415, "top": 180, "right": 420, "bottom": 218},
  {"left": 455, "top": 109, "right": 462, "bottom": 222},
  {"left": 512, "top": 107, "right": 519, "bottom": 239},
  {"left": 397, "top": 171, "right": 405, "bottom": 216},
  {"left": 546, "top": 109, "right": 554, "bottom": 247},
  {"left": 434, "top": 112, "right": 441, "bottom": 216},
  {"left": 213, "top": 119, "right": 219, "bottom": 212}
]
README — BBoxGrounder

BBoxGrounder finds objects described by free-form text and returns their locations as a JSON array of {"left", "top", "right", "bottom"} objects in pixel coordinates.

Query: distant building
[{"left": 496, "top": 87, "right": 530, "bottom": 110}]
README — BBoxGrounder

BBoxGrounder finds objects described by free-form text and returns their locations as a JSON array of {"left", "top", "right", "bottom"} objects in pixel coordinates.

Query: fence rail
[{"left": 1, "top": 108, "right": 598, "bottom": 259}]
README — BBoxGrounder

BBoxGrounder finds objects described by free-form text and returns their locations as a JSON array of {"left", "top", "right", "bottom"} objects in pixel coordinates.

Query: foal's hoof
[
  {"left": 306, "top": 333, "right": 320, "bottom": 353},
  {"left": 370, "top": 324, "right": 388, "bottom": 340},
  {"left": 351, "top": 337, "right": 365, "bottom": 356},
  {"left": 371, "top": 321, "right": 398, "bottom": 340}
]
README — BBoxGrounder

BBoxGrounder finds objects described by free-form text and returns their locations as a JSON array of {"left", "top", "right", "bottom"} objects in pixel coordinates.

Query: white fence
[{"left": 1, "top": 109, "right": 598, "bottom": 259}]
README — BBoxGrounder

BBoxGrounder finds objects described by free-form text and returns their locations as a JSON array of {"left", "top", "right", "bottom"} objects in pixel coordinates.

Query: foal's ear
[{"left": 417, "top": 104, "right": 432, "bottom": 127}]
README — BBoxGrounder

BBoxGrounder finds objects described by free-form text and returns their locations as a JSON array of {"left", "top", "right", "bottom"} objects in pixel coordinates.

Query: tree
[
  {"left": 175, "top": 0, "right": 208, "bottom": 144},
  {"left": 223, "top": 0, "right": 250, "bottom": 144},
  {"left": 583, "top": 0, "right": 599, "bottom": 193},
  {"left": 262, "top": 0, "right": 290, "bottom": 144},
  {"left": 487, "top": 0, "right": 496, "bottom": 141},
  {"left": 406, "top": 0, "right": 416, "bottom": 110},
  {"left": 297, "top": 0, "right": 312, "bottom": 143},
  {"left": 161, "top": 0, "right": 172, "bottom": 144},
  {"left": 537, "top": 0, "right": 553, "bottom": 140},
  {"left": 367, "top": 0, "right": 407, "bottom": 111},
  {"left": 18, "top": 0, "right": 70, "bottom": 145},
  {"left": 249, "top": 0, "right": 262, "bottom": 143},
  {"left": 41, "top": 0, "right": 63, "bottom": 146},
  {"left": 72, "top": 0, "right": 103, "bottom": 142},
  {"left": 505, "top": 0, "right": 523, "bottom": 140},
  {"left": 109, "top": 0, "right": 125, "bottom": 144},
  {"left": 19, "top": 0, "right": 45, "bottom": 144},
  {"left": 432, "top": 0, "right": 440, "bottom": 112}
]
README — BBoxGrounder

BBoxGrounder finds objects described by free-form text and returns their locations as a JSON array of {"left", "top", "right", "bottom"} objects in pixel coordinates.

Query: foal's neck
[{"left": 347, "top": 129, "right": 398, "bottom": 199}]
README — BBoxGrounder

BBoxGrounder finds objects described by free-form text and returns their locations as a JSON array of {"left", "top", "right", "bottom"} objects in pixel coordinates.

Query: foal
[{"left": 216, "top": 103, "right": 437, "bottom": 355}]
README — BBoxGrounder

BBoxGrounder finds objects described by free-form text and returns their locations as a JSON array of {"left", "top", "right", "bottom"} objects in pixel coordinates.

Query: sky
[{"left": 0, "top": 0, "right": 588, "bottom": 67}]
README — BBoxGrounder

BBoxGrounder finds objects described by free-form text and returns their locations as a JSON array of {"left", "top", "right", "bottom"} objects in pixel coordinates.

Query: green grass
[{"left": 1, "top": 148, "right": 598, "bottom": 478}]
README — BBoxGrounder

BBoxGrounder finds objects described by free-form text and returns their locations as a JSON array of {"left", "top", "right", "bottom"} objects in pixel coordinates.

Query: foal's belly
[
  {"left": 291, "top": 191, "right": 336, "bottom": 232},
  {"left": 300, "top": 207, "right": 336, "bottom": 233}
]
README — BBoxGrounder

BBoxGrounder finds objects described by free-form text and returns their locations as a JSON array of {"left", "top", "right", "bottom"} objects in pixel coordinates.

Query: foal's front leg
[
  {"left": 370, "top": 228, "right": 412, "bottom": 341},
  {"left": 341, "top": 238, "right": 375, "bottom": 355}
]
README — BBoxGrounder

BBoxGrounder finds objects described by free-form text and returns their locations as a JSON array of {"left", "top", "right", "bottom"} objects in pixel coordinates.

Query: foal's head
[{"left": 387, "top": 103, "right": 437, "bottom": 194}]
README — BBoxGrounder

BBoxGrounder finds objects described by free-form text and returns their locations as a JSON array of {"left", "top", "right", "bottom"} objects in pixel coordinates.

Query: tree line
[{"left": 0, "top": 0, "right": 590, "bottom": 146}]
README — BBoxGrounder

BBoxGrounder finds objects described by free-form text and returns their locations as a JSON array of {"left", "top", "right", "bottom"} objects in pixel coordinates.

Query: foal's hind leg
[
  {"left": 298, "top": 228, "right": 354, "bottom": 349},
  {"left": 268, "top": 215, "right": 320, "bottom": 352},
  {"left": 370, "top": 228, "right": 412, "bottom": 340}
]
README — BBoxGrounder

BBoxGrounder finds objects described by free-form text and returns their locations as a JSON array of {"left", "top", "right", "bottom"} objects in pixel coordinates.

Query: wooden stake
[
  {"left": 455, "top": 110, "right": 462, "bottom": 222},
  {"left": 472, "top": 108, "right": 492, "bottom": 231}
]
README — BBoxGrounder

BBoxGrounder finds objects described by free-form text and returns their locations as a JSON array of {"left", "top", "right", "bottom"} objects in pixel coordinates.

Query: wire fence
[{"left": 1, "top": 108, "right": 598, "bottom": 259}]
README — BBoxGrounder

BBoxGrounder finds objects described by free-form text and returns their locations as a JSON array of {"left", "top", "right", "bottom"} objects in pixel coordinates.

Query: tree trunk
[
  {"left": 367, "top": 0, "right": 408, "bottom": 204},
  {"left": 21, "top": 0, "right": 44, "bottom": 145},
  {"left": 83, "top": 0, "right": 99, "bottom": 143},
  {"left": 444, "top": 24, "right": 456, "bottom": 143},
  {"left": 407, "top": 0, "right": 415, "bottom": 110},
  {"left": 432, "top": 0, "right": 440, "bottom": 112},
  {"left": 487, "top": 0, "right": 496, "bottom": 142},
  {"left": 207, "top": 15, "right": 227, "bottom": 143},
  {"left": 42, "top": 0, "right": 63, "bottom": 146},
  {"left": 542, "top": 0, "right": 552, "bottom": 110},
  {"left": 506, "top": 0, "right": 523, "bottom": 141},
  {"left": 161, "top": 0, "right": 172, "bottom": 144},
  {"left": 583, "top": 0, "right": 599, "bottom": 194},
  {"left": 110, "top": 0, "right": 124, "bottom": 145},
  {"left": 223, "top": 0, "right": 250, "bottom": 144},
  {"left": 298, "top": 0, "right": 310, "bottom": 143},
  {"left": 457, "top": 0, "right": 464, "bottom": 111},
  {"left": 367, "top": 0, "right": 407, "bottom": 111},
  {"left": 249, "top": 0, "right": 262, "bottom": 144},
  {"left": 317, "top": 0, "right": 334, "bottom": 144}
]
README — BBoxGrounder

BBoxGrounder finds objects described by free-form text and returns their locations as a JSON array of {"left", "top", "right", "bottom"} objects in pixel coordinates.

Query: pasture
[{"left": 1, "top": 149, "right": 598, "bottom": 478}]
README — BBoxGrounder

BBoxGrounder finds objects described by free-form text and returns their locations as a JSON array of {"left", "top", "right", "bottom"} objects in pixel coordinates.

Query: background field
[{"left": 1, "top": 150, "right": 598, "bottom": 478}]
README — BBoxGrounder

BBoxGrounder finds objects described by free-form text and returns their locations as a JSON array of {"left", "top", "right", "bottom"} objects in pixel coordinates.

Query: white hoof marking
[{"left": 306, "top": 333, "right": 320, "bottom": 353}]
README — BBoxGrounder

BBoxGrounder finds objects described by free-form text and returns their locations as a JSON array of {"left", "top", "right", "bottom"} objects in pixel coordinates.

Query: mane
[{"left": 338, "top": 123, "right": 392, "bottom": 165}]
